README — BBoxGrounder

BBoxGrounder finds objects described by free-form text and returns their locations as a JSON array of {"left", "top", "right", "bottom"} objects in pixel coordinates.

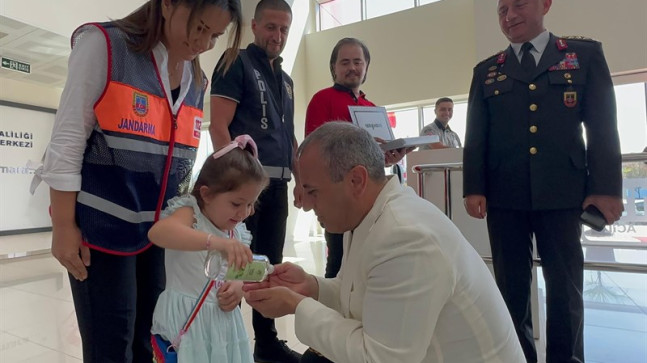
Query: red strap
[
  {"left": 170, "top": 230, "right": 235, "bottom": 350},
  {"left": 182, "top": 279, "right": 215, "bottom": 332}
]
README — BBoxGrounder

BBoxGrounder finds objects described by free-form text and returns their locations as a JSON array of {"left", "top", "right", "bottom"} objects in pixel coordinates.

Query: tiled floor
[
  {"left": 1, "top": 231, "right": 646, "bottom": 362},
  {"left": 0, "top": 231, "right": 325, "bottom": 362}
]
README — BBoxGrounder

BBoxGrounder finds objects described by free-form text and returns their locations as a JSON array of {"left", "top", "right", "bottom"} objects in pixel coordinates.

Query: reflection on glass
[
  {"left": 319, "top": 0, "right": 362, "bottom": 31},
  {"left": 536, "top": 268, "right": 647, "bottom": 362},
  {"left": 365, "top": 0, "right": 414, "bottom": 19},
  {"left": 581, "top": 156, "right": 646, "bottom": 265}
]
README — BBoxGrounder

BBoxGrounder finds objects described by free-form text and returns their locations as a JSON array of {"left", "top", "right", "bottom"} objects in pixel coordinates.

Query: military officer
[{"left": 463, "top": 0, "right": 624, "bottom": 362}]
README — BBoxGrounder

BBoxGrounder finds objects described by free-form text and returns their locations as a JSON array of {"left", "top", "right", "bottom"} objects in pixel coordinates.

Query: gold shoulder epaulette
[{"left": 561, "top": 35, "right": 598, "bottom": 42}]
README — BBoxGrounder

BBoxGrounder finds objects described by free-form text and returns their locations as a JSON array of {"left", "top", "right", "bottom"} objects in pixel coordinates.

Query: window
[
  {"left": 615, "top": 82, "right": 647, "bottom": 154},
  {"left": 418, "top": 0, "right": 443, "bottom": 5},
  {"left": 317, "top": 0, "right": 440, "bottom": 31},
  {"left": 365, "top": 0, "right": 414, "bottom": 20},
  {"left": 388, "top": 108, "right": 419, "bottom": 182},
  {"left": 390, "top": 108, "right": 420, "bottom": 139},
  {"left": 190, "top": 130, "right": 215, "bottom": 185},
  {"left": 319, "top": 0, "right": 361, "bottom": 31}
]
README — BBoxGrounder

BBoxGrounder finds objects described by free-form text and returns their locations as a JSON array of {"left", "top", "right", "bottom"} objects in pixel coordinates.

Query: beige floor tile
[
  {"left": 0, "top": 230, "right": 326, "bottom": 361},
  {"left": 0, "top": 331, "right": 81, "bottom": 362}
]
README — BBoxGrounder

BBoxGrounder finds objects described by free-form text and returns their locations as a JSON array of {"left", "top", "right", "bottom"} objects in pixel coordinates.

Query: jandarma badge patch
[{"left": 132, "top": 92, "right": 149, "bottom": 117}]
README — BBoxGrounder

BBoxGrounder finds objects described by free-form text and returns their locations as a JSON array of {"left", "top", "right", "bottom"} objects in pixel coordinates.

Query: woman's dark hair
[
  {"left": 191, "top": 147, "right": 269, "bottom": 210},
  {"left": 113, "top": 0, "right": 243, "bottom": 84}
]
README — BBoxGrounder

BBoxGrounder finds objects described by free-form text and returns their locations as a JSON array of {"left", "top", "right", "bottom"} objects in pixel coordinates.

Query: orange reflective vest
[{"left": 74, "top": 22, "right": 205, "bottom": 254}]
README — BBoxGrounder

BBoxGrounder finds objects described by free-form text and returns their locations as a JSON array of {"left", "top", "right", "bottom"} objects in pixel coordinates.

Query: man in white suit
[{"left": 244, "top": 122, "right": 524, "bottom": 363}]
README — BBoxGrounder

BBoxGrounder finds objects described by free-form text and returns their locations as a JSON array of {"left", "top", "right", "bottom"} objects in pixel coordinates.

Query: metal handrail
[
  {"left": 581, "top": 239, "right": 647, "bottom": 250},
  {"left": 411, "top": 153, "right": 647, "bottom": 273},
  {"left": 412, "top": 162, "right": 463, "bottom": 174},
  {"left": 621, "top": 152, "right": 647, "bottom": 162},
  {"left": 412, "top": 162, "right": 462, "bottom": 218},
  {"left": 482, "top": 256, "right": 647, "bottom": 274},
  {"left": 411, "top": 152, "right": 647, "bottom": 173}
]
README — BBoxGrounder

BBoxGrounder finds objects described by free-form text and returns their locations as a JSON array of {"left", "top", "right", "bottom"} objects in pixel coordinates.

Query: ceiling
[
  {"left": 0, "top": 15, "right": 70, "bottom": 88},
  {"left": 0, "top": 1, "right": 263, "bottom": 90}
]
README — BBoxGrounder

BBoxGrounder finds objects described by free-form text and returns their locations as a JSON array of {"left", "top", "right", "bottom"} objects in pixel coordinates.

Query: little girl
[{"left": 149, "top": 135, "right": 268, "bottom": 362}]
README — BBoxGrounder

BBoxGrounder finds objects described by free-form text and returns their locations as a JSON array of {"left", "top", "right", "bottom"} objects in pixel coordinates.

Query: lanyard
[{"left": 170, "top": 230, "right": 234, "bottom": 351}]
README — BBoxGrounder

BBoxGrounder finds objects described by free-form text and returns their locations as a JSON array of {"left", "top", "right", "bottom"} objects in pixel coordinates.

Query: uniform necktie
[{"left": 520, "top": 42, "right": 536, "bottom": 74}]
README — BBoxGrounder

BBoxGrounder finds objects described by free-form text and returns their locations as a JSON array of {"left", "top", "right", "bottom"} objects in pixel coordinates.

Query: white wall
[
  {"left": 473, "top": 0, "right": 647, "bottom": 74},
  {"left": 0, "top": 0, "right": 147, "bottom": 38},
  {"left": 0, "top": 78, "right": 62, "bottom": 109},
  {"left": 303, "top": 0, "right": 647, "bottom": 111}
]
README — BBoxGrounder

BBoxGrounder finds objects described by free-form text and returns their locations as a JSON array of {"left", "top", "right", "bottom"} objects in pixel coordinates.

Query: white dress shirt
[{"left": 510, "top": 29, "right": 550, "bottom": 65}]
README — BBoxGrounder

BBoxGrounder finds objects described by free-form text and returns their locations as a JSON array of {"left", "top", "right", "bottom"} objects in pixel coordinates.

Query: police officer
[
  {"left": 209, "top": 1, "right": 301, "bottom": 362},
  {"left": 463, "top": 0, "right": 623, "bottom": 362}
]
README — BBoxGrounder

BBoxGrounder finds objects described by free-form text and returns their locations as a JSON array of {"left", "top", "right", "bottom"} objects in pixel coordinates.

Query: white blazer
[{"left": 295, "top": 176, "right": 524, "bottom": 363}]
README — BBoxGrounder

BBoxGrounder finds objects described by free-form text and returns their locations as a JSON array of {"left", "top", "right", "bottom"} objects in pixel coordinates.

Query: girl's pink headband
[{"left": 212, "top": 134, "right": 258, "bottom": 160}]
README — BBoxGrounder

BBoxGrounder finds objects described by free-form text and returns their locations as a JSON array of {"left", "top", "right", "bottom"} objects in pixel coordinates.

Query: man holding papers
[
  {"left": 303, "top": 37, "right": 409, "bottom": 281},
  {"left": 304, "top": 37, "right": 409, "bottom": 165}
]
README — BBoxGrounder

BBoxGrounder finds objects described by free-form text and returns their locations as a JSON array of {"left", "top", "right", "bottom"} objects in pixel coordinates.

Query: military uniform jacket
[{"left": 463, "top": 33, "right": 622, "bottom": 211}]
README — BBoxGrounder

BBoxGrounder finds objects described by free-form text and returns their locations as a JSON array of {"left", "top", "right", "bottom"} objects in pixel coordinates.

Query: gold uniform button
[
  {"left": 529, "top": 104, "right": 538, "bottom": 111},
  {"left": 564, "top": 73, "right": 572, "bottom": 79},
  {"left": 494, "top": 90, "right": 500, "bottom": 95},
  {"left": 529, "top": 84, "right": 537, "bottom": 91},
  {"left": 530, "top": 126, "right": 537, "bottom": 133},
  {"left": 530, "top": 147, "right": 537, "bottom": 155}
]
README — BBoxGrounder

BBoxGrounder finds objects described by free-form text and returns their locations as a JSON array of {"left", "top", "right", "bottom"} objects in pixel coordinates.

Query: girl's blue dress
[{"left": 151, "top": 195, "right": 253, "bottom": 362}]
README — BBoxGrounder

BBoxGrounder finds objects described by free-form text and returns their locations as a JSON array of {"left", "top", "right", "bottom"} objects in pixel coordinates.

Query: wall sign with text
[{"left": 0, "top": 101, "right": 54, "bottom": 234}]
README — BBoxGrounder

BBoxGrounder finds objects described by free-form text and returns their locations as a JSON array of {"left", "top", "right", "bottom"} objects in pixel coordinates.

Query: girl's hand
[
  {"left": 217, "top": 281, "right": 244, "bottom": 312},
  {"left": 222, "top": 239, "right": 252, "bottom": 270}
]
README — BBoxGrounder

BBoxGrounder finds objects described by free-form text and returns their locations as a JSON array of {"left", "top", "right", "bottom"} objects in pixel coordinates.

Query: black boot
[{"left": 253, "top": 339, "right": 302, "bottom": 363}]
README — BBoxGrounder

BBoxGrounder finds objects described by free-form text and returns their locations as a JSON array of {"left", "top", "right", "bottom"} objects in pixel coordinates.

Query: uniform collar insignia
[
  {"left": 556, "top": 38, "right": 568, "bottom": 50},
  {"left": 496, "top": 52, "right": 507, "bottom": 64}
]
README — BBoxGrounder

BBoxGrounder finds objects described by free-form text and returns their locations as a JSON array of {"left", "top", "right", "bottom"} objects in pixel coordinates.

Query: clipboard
[{"left": 348, "top": 106, "right": 438, "bottom": 151}]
